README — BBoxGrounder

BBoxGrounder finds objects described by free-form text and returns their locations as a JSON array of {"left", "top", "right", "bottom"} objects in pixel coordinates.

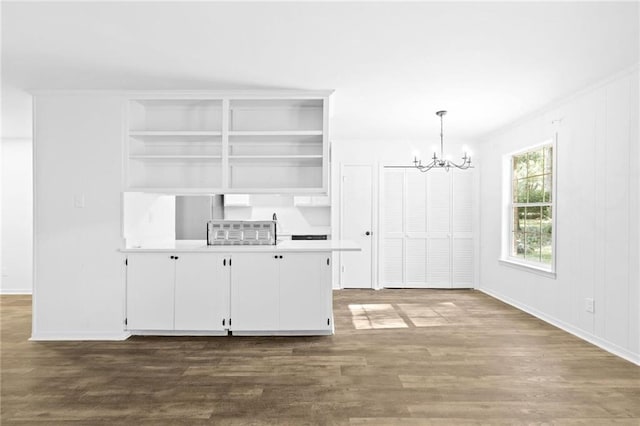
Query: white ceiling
[{"left": 1, "top": 1, "right": 638, "bottom": 141}]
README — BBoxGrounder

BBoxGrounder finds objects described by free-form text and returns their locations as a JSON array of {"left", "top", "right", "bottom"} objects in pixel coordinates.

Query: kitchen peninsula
[
  {"left": 122, "top": 240, "right": 359, "bottom": 337},
  {"left": 30, "top": 89, "right": 350, "bottom": 341}
]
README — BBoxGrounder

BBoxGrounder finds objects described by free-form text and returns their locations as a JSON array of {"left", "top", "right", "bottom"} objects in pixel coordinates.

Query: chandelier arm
[
  {"left": 448, "top": 159, "right": 473, "bottom": 169},
  {"left": 416, "top": 159, "right": 438, "bottom": 172}
]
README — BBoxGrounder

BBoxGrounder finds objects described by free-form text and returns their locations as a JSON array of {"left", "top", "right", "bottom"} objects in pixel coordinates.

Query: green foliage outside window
[{"left": 511, "top": 146, "right": 553, "bottom": 265}]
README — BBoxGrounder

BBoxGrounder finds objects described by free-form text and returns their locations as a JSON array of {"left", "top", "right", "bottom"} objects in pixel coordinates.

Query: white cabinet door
[
  {"left": 174, "top": 253, "right": 230, "bottom": 331},
  {"left": 279, "top": 254, "right": 331, "bottom": 331},
  {"left": 230, "top": 253, "right": 279, "bottom": 331},
  {"left": 126, "top": 253, "right": 175, "bottom": 330}
]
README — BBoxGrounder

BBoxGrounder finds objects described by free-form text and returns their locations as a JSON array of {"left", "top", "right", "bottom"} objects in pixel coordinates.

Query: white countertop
[{"left": 120, "top": 239, "right": 360, "bottom": 253}]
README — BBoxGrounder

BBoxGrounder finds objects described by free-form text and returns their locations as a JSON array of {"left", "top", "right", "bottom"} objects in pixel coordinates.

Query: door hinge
[
  {"left": 124, "top": 318, "right": 128, "bottom": 326},
  {"left": 229, "top": 318, "right": 232, "bottom": 326},
  {"left": 229, "top": 259, "right": 232, "bottom": 266},
  {"left": 125, "top": 258, "right": 128, "bottom": 266},
  {"left": 223, "top": 258, "right": 226, "bottom": 266},
  {"left": 327, "top": 318, "right": 330, "bottom": 326},
  {"left": 327, "top": 258, "right": 330, "bottom": 266},
  {"left": 222, "top": 318, "right": 225, "bottom": 326}
]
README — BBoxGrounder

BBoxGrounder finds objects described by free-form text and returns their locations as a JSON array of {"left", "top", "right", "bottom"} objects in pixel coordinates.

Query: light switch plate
[{"left": 74, "top": 194, "right": 85, "bottom": 208}]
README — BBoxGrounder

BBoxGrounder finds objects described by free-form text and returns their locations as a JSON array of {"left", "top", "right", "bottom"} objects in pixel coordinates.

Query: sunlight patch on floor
[
  {"left": 397, "top": 304, "right": 451, "bottom": 327},
  {"left": 348, "top": 304, "right": 408, "bottom": 330},
  {"left": 348, "top": 303, "right": 460, "bottom": 329}
]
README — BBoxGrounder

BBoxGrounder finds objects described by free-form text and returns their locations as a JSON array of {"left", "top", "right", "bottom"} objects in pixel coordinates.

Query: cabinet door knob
[
  {"left": 365, "top": 231, "right": 371, "bottom": 236},
  {"left": 274, "top": 255, "right": 278, "bottom": 259}
]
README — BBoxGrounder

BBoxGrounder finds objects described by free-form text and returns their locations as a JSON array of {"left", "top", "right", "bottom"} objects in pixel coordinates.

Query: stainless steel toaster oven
[{"left": 206, "top": 220, "right": 277, "bottom": 245}]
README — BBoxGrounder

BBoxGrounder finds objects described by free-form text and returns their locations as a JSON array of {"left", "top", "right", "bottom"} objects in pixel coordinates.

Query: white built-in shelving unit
[{"left": 125, "top": 93, "right": 331, "bottom": 194}]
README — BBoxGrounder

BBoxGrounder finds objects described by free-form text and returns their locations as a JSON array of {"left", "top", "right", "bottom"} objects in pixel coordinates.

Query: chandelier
[{"left": 413, "top": 110, "right": 473, "bottom": 172}]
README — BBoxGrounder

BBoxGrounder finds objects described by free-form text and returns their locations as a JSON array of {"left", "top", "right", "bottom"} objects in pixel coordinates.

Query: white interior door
[{"left": 340, "top": 164, "right": 373, "bottom": 289}]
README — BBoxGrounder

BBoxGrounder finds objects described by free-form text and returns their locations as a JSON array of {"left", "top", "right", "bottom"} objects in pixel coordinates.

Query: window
[{"left": 508, "top": 143, "right": 554, "bottom": 270}]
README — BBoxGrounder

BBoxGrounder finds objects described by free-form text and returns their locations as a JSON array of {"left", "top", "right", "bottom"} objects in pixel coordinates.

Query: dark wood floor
[{"left": 2, "top": 290, "right": 639, "bottom": 425}]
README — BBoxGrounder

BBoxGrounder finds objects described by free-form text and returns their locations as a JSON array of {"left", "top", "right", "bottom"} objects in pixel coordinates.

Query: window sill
[{"left": 498, "top": 258, "right": 556, "bottom": 279}]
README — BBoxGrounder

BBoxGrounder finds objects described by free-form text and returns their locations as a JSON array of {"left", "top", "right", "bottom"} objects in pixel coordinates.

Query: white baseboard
[
  {"left": 478, "top": 287, "right": 640, "bottom": 366},
  {"left": 232, "top": 330, "right": 333, "bottom": 336},
  {"left": 1, "top": 289, "right": 33, "bottom": 295},
  {"left": 130, "top": 330, "right": 227, "bottom": 336},
  {"left": 30, "top": 331, "right": 131, "bottom": 341}
]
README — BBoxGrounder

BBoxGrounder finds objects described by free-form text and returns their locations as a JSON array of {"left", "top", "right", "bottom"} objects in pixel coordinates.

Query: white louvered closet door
[
  {"left": 452, "top": 171, "right": 474, "bottom": 287},
  {"left": 426, "top": 170, "right": 452, "bottom": 288},
  {"left": 405, "top": 170, "right": 428, "bottom": 287},
  {"left": 381, "top": 167, "right": 475, "bottom": 289},
  {"left": 382, "top": 169, "right": 404, "bottom": 286}
]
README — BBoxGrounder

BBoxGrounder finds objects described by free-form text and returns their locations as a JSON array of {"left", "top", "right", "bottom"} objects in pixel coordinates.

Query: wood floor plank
[{"left": 2, "top": 290, "right": 639, "bottom": 424}]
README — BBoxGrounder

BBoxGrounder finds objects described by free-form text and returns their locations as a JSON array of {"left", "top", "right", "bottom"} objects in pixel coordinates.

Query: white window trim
[{"left": 500, "top": 137, "right": 557, "bottom": 277}]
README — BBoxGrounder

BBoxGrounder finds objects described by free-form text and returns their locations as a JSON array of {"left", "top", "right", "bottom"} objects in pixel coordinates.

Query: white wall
[
  {"left": 224, "top": 195, "right": 331, "bottom": 237},
  {"left": 0, "top": 138, "right": 33, "bottom": 293},
  {"left": 478, "top": 67, "right": 640, "bottom": 364},
  {"left": 32, "top": 94, "right": 126, "bottom": 340}
]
